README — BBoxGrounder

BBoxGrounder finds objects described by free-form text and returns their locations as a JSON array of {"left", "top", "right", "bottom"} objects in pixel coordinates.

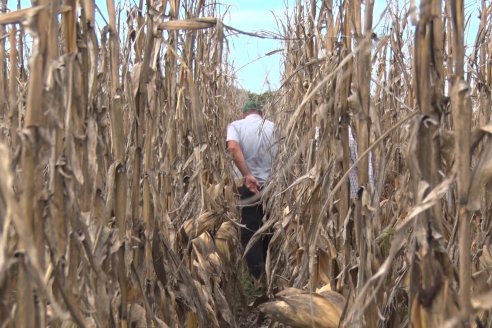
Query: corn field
[{"left": 0, "top": 0, "right": 492, "bottom": 327}]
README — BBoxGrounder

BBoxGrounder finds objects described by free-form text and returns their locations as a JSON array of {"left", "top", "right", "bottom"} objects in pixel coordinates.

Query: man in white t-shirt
[
  {"left": 226, "top": 99, "right": 277, "bottom": 279},
  {"left": 315, "top": 124, "right": 374, "bottom": 198},
  {"left": 347, "top": 125, "right": 374, "bottom": 198}
]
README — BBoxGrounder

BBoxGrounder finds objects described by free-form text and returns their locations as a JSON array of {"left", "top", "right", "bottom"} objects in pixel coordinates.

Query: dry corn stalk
[{"left": 1, "top": 0, "right": 492, "bottom": 327}]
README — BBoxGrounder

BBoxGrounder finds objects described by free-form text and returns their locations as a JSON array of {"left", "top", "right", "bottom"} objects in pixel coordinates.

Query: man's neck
[{"left": 244, "top": 111, "right": 261, "bottom": 118}]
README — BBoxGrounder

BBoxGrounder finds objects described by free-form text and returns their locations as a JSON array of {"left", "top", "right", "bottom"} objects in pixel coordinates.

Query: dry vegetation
[{"left": 1, "top": 0, "right": 492, "bottom": 327}]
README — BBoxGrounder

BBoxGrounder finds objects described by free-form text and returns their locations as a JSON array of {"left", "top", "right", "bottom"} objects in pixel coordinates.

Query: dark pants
[{"left": 239, "top": 186, "right": 268, "bottom": 279}]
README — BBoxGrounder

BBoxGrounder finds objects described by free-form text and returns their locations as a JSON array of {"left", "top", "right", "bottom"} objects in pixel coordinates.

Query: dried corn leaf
[
  {"left": 158, "top": 18, "right": 217, "bottom": 31},
  {"left": 0, "top": 6, "right": 44, "bottom": 25},
  {"left": 260, "top": 288, "right": 344, "bottom": 328},
  {"left": 181, "top": 211, "right": 219, "bottom": 241}
]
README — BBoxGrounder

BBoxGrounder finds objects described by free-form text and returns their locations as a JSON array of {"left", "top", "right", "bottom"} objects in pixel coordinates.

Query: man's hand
[
  {"left": 245, "top": 174, "right": 260, "bottom": 194},
  {"left": 228, "top": 141, "right": 260, "bottom": 193}
]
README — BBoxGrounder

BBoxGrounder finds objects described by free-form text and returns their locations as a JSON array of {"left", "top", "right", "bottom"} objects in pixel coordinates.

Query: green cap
[{"left": 242, "top": 99, "right": 261, "bottom": 113}]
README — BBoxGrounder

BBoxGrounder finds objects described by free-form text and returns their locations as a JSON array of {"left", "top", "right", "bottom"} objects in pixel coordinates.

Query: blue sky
[
  {"left": 13, "top": 0, "right": 284, "bottom": 94},
  {"left": 225, "top": 0, "right": 482, "bottom": 94},
  {"left": 13, "top": 1, "right": 482, "bottom": 94},
  {"left": 220, "top": 0, "right": 286, "bottom": 94}
]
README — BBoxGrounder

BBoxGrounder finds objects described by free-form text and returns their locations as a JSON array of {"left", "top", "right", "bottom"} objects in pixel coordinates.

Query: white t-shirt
[
  {"left": 315, "top": 125, "right": 374, "bottom": 198},
  {"left": 348, "top": 126, "right": 374, "bottom": 198},
  {"left": 226, "top": 113, "right": 277, "bottom": 184}
]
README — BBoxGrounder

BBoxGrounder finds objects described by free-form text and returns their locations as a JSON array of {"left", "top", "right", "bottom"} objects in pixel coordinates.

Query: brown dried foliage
[
  {"left": 0, "top": 0, "right": 243, "bottom": 327},
  {"left": 259, "top": 1, "right": 492, "bottom": 327},
  {"left": 1, "top": 1, "right": 492, "bottom": 328}
]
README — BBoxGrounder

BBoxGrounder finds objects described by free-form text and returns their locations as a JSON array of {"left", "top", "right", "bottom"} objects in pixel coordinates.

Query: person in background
[
  {"left": 315, "top": 123, "right": 374, "bottom": 199},
  {"left": 348, "top": 125, "right": 374, "bottom": 199},
  {"left": 226, "top": 99, "right": 277, "bottom": 280}
]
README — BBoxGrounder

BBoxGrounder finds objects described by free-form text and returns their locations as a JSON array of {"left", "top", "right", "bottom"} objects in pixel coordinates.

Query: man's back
[
  {"left": 226, "top": 113, "right": 276, "bottom": 184},
  {"left": 226, "top": 105, "right": 276, "bottom": 280}
]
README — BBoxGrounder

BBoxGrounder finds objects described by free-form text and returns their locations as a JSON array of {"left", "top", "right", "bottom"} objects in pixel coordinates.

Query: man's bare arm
[
  {"left": 227, "top": 140, "right": 259, "bottom": 193},
  {"left": 227, "top": 140, "right": 250, "bottom": 176}
]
